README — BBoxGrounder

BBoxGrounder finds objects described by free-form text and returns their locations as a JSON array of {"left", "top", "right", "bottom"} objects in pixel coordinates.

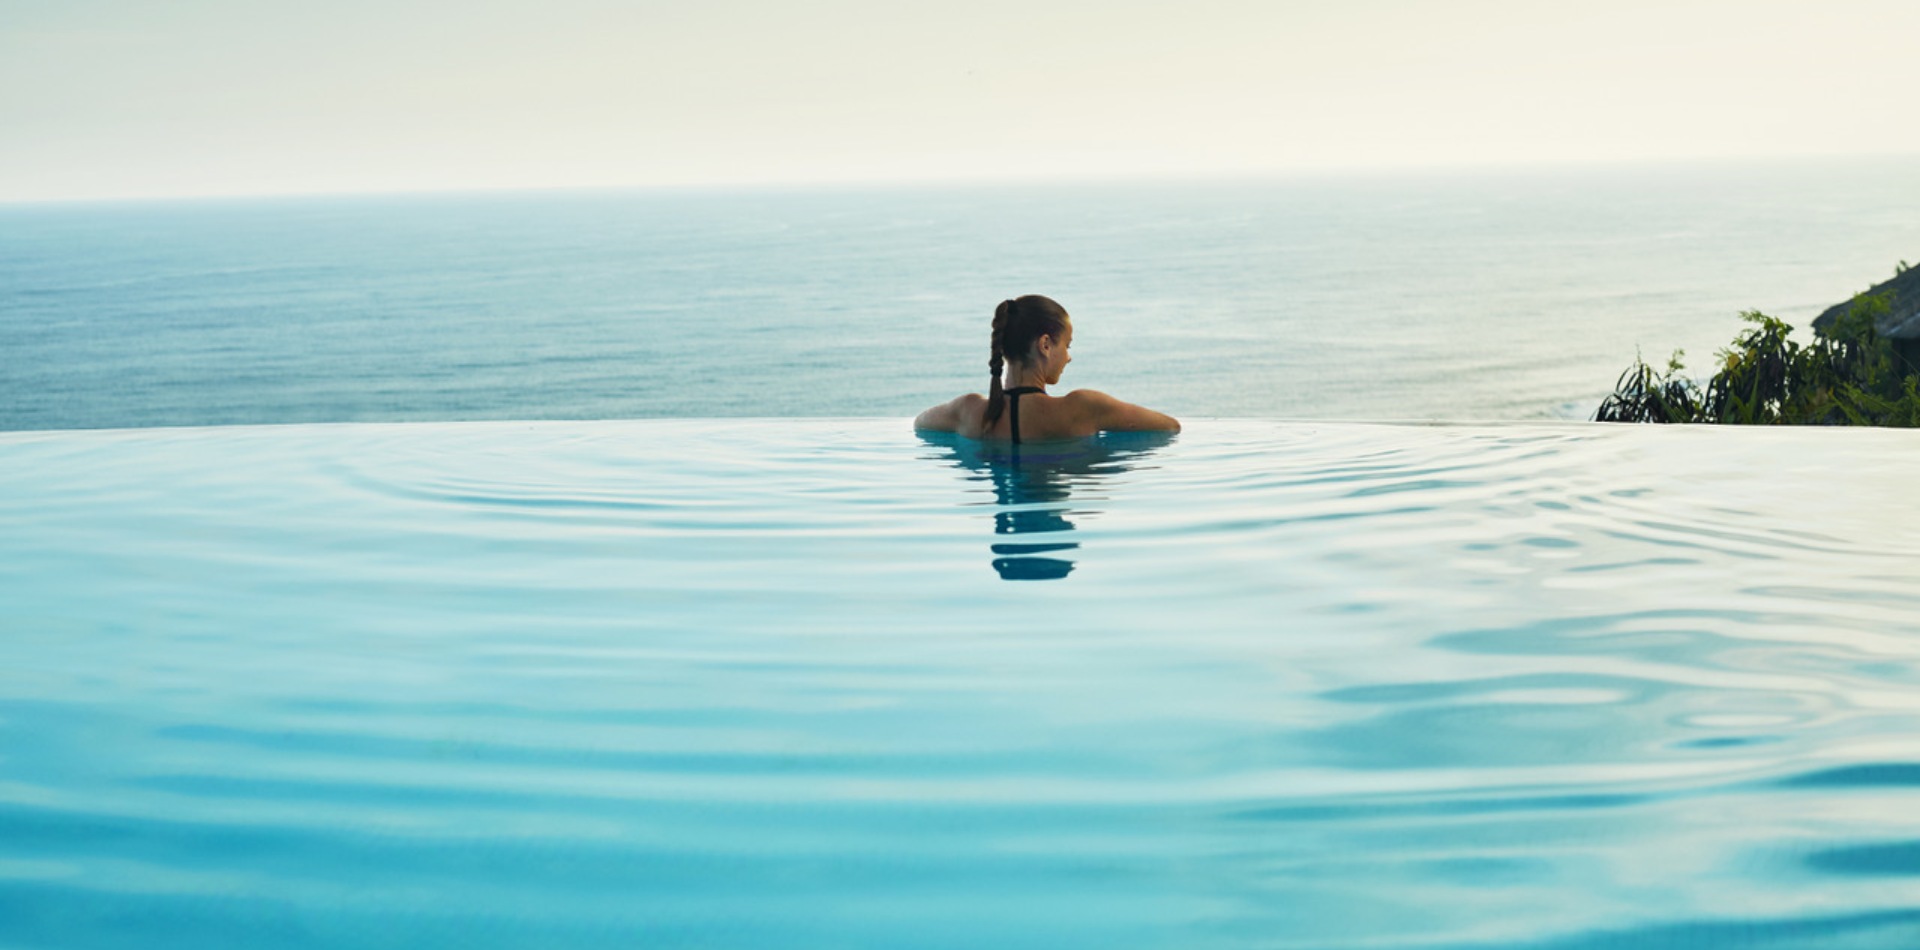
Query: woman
[{"left": 915, "top": 295, "right": 1180, "bottom": 441}]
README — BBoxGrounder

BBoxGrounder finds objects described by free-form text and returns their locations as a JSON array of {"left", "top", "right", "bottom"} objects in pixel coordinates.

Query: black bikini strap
[{"left": 1004, "top": 386, "right": 1043, "bottom": 445}]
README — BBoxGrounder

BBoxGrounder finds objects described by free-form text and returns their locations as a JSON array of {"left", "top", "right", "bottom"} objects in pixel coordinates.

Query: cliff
[{"left": 1811, "top": 263, "right": 1920, "bottom": 340}]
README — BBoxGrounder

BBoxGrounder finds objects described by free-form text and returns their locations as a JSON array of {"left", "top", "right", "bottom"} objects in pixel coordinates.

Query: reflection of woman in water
[
  {"left": 914, "top": 295, "right": 1179, "bottom": 441},
  {"left": 917, "top": 427, "right": 1176, "bottom": 580}
]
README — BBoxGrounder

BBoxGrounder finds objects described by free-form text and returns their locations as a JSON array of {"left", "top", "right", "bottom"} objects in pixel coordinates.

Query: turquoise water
[
  {"left": 5, "top": 418, "right": 1919, "bottom": 948},
  {"left": 5, "top": 158, "right": 1920, "bottom": 431}
]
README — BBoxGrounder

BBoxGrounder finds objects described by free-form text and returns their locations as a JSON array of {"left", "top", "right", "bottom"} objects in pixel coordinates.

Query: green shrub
[
  {"left": 1594, "top": 350, "right": 1704, "bottom": 423},
  {"left": 1596, "top": 269, "right": 1920, "bottom": 426}
]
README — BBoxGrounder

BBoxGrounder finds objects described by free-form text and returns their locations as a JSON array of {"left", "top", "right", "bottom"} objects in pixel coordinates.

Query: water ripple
[{"left": 2, "top": 419, "right": 1918, "bottom": 948}]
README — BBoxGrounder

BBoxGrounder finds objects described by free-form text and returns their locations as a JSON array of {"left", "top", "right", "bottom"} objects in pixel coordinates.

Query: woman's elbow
[{"left": 915, "top": 401, "right": 959, "bottom": 431}]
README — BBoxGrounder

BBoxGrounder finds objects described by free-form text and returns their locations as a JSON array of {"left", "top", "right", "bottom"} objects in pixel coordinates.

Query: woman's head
[{"left": 986, "top": 295, "right": 1072, "bottom": 423}]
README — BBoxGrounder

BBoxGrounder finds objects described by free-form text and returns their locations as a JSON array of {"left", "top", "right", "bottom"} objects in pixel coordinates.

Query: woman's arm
[
  {"left": 914, "top": 394, "right": 982, "bottom": 432},
  {"left": 1066, "top": 389, "right": 1180, "bottom": 433}
]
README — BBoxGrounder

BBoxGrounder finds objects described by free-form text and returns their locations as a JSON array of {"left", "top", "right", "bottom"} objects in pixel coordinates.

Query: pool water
[{"left": 3, "top": 419, "right": 1918, "bottom": 948}]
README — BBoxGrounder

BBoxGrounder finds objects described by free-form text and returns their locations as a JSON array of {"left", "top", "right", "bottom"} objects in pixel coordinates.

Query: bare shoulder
[
  {"left": 1063, "top": 389, "right": 1181, "bottom": 433},
  {"left": 915, "top": 393, "right": 986, "bottom": 433}
]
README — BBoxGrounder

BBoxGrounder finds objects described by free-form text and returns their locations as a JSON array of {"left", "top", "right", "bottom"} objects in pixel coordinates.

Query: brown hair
[{"left": 984, "top": 295, "right": 1070, "bottom": 426}]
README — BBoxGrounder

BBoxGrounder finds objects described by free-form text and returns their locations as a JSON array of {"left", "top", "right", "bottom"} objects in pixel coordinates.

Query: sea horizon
[
  {"left": 7, "top": 154, "right": 1918, "bottom": 433},
  {"left": 7, "top": 150, "right": 1918, "bottom": 209}
]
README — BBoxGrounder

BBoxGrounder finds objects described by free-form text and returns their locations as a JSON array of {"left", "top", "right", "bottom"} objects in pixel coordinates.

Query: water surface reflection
[{"left": 917, "top": 431, "right": 1175, "bottom": 581}]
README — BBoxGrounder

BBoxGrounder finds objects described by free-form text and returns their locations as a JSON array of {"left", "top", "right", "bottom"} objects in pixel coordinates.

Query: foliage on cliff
[{"left": 1596, "top": 286, "right": 1920, "bottom": 426}]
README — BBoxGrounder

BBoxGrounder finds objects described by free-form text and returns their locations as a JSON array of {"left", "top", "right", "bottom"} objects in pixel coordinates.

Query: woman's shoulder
[
  {"left": 1060, "top": 389, "right": 1180, "bottom": 433},
  {"left": 1059, "top": 388, "right": 1126, "bottom": 418},
  {"left": 1060, "top": 388, "right": 1116, "bottom": 406},
  {"left": 914, "top": 392, "right": 988, "bottom": 434}
]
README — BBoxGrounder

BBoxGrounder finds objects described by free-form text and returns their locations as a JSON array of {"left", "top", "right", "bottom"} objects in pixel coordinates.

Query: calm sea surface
[
  {"left": 3, "top": 157, "right": 1918, "bottom": 431},
  {"left": 3, "top": 418, "right": 1918, "bottom": 948}
]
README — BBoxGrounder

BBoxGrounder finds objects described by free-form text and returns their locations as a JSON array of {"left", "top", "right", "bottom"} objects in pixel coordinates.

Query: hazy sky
[{"left": 3, "top": 0, "right": 1916, "bottom": 201}]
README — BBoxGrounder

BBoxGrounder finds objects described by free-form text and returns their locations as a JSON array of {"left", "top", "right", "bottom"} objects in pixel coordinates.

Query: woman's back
[{"left": 952, "top": 389, "right": 1128, "bottom": 442}]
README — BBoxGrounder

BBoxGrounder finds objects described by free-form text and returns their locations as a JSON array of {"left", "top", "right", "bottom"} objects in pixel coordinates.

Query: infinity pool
[{"left": 3, "top": 419, "right": 1918, "bottom": 948}]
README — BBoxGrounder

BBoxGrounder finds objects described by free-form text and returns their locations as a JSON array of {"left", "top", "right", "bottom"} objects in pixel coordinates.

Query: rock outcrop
[{"left": 1811, "top": 263, "right": 1920, "bottom": 340}]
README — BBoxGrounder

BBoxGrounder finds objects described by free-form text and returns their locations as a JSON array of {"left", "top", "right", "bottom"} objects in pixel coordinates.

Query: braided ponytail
[{"left": 985, "top": 299, "right": 1012, "bottom": 425}]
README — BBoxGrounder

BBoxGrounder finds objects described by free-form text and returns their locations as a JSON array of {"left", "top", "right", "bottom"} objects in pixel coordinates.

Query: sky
[{"left": 2, "top": 0, "right": 1917, "bottom": 202}]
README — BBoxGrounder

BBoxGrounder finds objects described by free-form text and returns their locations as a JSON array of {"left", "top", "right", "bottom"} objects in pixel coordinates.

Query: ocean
[{"left": 4, "top": 156, "right": 1918, "bottom": 432}]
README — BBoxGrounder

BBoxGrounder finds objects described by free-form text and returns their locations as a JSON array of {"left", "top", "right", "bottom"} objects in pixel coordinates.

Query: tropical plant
[
  {"left": 1594, "top": 349, "right": 1703, "bottom": 423},
  {"left": 1596, "top": 265, "right": 1920, "bottom": 426}
]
